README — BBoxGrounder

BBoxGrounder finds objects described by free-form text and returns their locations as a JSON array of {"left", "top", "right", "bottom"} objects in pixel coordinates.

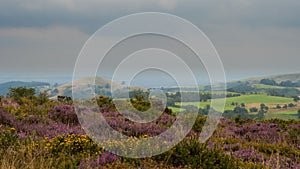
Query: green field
[
  {"left": 224, "top": 94, "right": 293, "bottom": 104},
  {"left": 176, "top": 94, "right": 294, "bottom": 112},
  {"left": 168, "top": 106, "right": 183, "bottom": 113},
  {"left": 264, "top": 111, "right": 299, "bottom": 120}
]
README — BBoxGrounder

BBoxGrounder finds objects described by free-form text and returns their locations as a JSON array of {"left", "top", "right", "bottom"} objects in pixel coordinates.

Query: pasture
[
  {"left": 170, "top": 93, "right": 300, "bottom": 121},
  {"left": 264, "top": 110, "right": 299, "bottom": 120},
  {"left": 177, "top": 94, "right": 293, "bottom": 110}
]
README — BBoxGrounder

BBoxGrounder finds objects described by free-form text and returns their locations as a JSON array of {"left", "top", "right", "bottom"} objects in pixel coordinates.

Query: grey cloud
[
  {"left": 0, "top": 0, "right": 177, "bottom": 33},
  {"left": 0, "top": 27, "right": 89, "bottom": 74},
  {"left": 0, "top": 0, "right": 300, "bottom": 33},
  {"left": 0, "top": 0, "right": 299, "bottom": 82}
]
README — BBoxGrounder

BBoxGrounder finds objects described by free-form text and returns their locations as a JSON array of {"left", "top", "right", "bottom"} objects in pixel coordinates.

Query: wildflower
[{"left": 10, "top": 127, "right": 16, "bottom": 133}]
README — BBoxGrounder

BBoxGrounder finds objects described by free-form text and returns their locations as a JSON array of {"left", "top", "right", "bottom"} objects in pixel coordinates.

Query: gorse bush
[
  {"left": 43, "top": 134, "right": 102, "bottom": 156},
  {"left": 97, "top": 95, "right": 116, "bottom": 112}
]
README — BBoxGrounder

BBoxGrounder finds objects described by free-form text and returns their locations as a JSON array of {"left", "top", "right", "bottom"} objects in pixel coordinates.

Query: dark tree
[
  {"left": 260, "top": 103, "right": 268, "bottom": 111},
  {"left": 233, "top": 106, "right": 249, "bottom": 118},
  {"left": 292, "top": 96, "right": 300, "bottom": 102},
  {"left": 288, "top": 103, "right": 296, "bottom": 107},
  {"left": 279, "top": 80, "right": 294, "bottom": 87},
  {"left": 258, "top": 109, "right": 265, "bottom": 120},
  {"left": 276, "top": 104, "right": 281, "bottom": 109},
  {"left": 105, "top": 83, "right": 111, "bottom": 89},
  {"left": 260, "top": 79, "right": 277, "bottom": 86},
  {"left": 249, "top": 107, "right": 258, "bottom": 112}
]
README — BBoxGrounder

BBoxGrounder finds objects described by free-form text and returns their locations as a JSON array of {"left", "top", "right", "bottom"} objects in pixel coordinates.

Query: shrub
[
  {"left": 192, "top": 115, "right": 206, "bottom": 132},
  {"left": 7, "top": 86, "right": 35, "bottom": 98},
  {"left": 0, "top": 128, "right": 19, "bottom": 149},
  {"left": 43, "top": 134, "right": 102, "bottom": 156},
  {"left": 288, "top": 103, "right": 296, "bottom": 107},
  {"left": 156, "top": 136, "right": 241, "bottom": 168},
  {"left": 97, "top": 95, "right": 116, "bottom": 112},
  {"left": 283, "top": 104, "right": 288, "bottom": 109}
]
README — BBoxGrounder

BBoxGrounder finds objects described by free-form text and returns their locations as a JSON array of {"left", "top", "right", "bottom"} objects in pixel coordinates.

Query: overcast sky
[{"left": 0, "top": 0, "right": 300, "bottom": 84}]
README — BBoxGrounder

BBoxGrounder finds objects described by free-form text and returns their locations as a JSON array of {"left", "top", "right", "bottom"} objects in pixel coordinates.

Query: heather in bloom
[
  {"left": 48, "top": 104, "right": 79, "bottom": 125},
  {"left": 233, "top": 147, "right": 264, "bottom": 163},
  {"left": 79, "top": 151, "right": 120, "bottom": 168},
  {"left": 0, "top": 108, "right": 15, "bottom": 126},
  {"left": 0, "top": 95, "right": 300, "bottom": 168}
]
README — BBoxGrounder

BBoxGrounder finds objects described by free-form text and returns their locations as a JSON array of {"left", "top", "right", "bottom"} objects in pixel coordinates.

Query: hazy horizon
[{"left": 1, "top": 71, "right": 300, "bottom": 88}]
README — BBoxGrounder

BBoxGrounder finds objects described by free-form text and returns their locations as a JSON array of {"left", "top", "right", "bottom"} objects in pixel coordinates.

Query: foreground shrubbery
[{"left": 0, "top": 94, "right": 300, "bottom": 168}]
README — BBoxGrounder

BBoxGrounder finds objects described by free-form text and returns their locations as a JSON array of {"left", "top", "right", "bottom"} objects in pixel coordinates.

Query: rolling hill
[
  {"left": 209, "top": 73, "right": 300, "bottom": 91},
  {"left": 0, "top": 81, "right": 50, "bottom": 96},
  {"left": 49, "top": 76, "right": 144, "bottom": 99},
  {"left": 236, "top": 73, "right": 300, "bottom": 84}
]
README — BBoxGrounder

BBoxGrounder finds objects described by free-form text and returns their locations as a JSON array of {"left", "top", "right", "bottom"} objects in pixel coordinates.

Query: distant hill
[
  {"left": 237, "top": 73, "right": 300, "bottom": 84},
  {"left": 224, "top": 73, "right": 300, "bottom": 89},
  {"left": 49, "top": 76, "right": 144, "bottom": 99},
  {"left": 225, "top": 73, "right": 300, "bottom": 97},
  {"left": 166, "top": 73, "right": 300, "bottom": 92},
  {"left": 0, "top": 81, "right": 50, "bottom": 96}
]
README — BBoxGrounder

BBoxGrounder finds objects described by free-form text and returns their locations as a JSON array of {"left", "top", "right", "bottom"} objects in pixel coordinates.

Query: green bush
[{"left": 156, "top": 136, "right": 247, "bottom": 169}]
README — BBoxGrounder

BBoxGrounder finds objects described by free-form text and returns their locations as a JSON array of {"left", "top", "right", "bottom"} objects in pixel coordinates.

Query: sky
[{"left": 0, "top": 0, "right": 300, "bottom": 85}]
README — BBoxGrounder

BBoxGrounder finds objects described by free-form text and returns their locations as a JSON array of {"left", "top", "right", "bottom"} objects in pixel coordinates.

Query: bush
[
  {"left": 7, "top": 87, "right": 36, "bottom": 105},
  {"left": 43, "top": 134, "right": 102, "bottom": 156},
  {"left": 0, "top": 128, "right": 19, "bottom": 149},
  {"left": 288, "top": 103, "right": 296, "bottom": 107},
  {"left": 97, "top": 95, "right": 116, "bottom": 112},
  {"left": 156, "top": 136, "right": 242, "bottom": 168},
  {"left": 192, "top": 115, "right": 206, "bottom": 132}
]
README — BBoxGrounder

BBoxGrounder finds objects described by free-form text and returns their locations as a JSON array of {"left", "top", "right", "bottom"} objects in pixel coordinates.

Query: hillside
[
  {"left": 218, "top": 73, "right": 300, "bottom": 90},
  {"left": 49, "top": 76, "right": 144, "bottom": 99},
  {"left": 0, "top": 81, "right": 50, "bottom": 96},
  {"left": 237, "top": 73, "right": 300, "bottom": 83}
]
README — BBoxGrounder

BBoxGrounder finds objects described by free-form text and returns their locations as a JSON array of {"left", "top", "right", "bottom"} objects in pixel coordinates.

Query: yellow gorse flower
[{"left": 9, "top": 128, "right": 16, "bottom": 132}]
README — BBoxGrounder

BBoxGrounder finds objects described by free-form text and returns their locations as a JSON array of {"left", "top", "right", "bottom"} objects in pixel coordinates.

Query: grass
[
  {"left": 264, "top": 111, "right": 299, "bottom": 120},
  {"left": 224, "top": 94, "right": 293, "bottom": 104},
  {"left": 177, "top": 94, "right": 294, "bottom": 112},
  {"left": 168, "top": 106, "right": 183, "bottom": 113}
]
